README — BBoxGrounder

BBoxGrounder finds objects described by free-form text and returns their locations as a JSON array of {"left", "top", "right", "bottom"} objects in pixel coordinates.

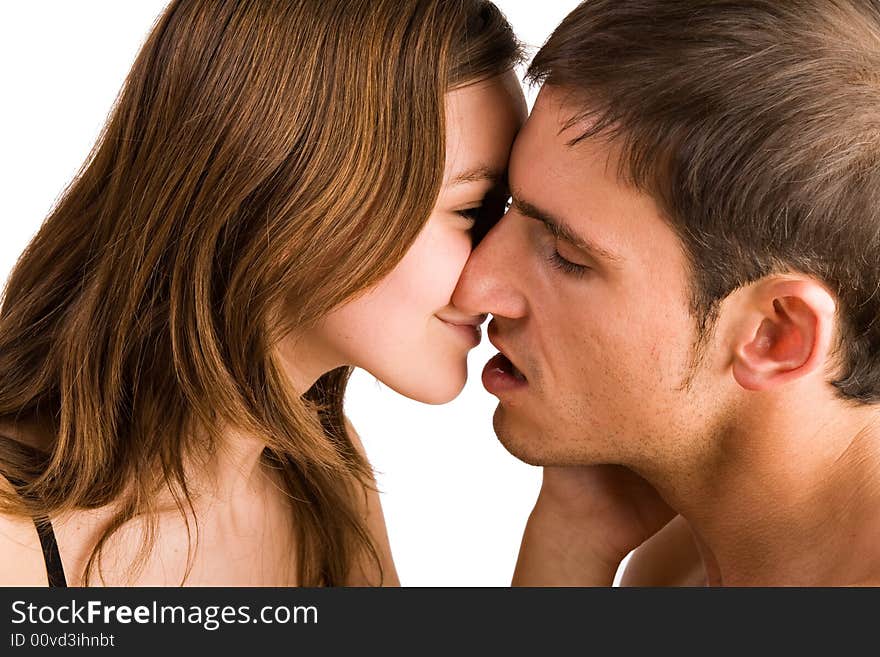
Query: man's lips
[
  {"left": 487, "top": 352, "right": 526, "bottom": 381},
  {"left": 483, "top": 323, "right": 529, "bottom": 396},
  {"left": 482, "top": 352, "right": 528, "bottom": 396},
  {"left": 487, "top": 325, "right": 527, "bottom": 382}
]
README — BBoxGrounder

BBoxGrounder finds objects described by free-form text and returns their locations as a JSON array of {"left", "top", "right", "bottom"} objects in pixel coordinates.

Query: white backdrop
[{"left": 0, "top": 1, "right": 624, "bottom": 586}]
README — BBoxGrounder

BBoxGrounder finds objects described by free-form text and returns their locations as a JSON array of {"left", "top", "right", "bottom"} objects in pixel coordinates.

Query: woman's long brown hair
[{"left": 0, "top": 0, "right": 521, "bottom": 585}]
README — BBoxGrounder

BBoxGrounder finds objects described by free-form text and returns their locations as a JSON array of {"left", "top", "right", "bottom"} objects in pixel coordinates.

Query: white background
[{"left": 0, "top": 1, "right": 620, "bottom": 586}]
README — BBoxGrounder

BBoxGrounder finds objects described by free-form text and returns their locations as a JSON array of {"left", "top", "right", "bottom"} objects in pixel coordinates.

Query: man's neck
[{"left": 662, "top": 405, "right": 880, "bottom": 586}]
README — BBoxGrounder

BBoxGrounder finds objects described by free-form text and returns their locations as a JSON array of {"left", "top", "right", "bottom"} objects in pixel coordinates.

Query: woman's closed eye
[
  {"left": 462, "top": 192, "right": 512, "bottom": 246},
  {"left": 456, "top": 206, "right": 482, "bottom": 225}
]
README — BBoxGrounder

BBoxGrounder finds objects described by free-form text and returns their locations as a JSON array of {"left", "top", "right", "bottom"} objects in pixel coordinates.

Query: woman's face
[{"left": 300, "top": 71, "right": 527, "bottom": 403}]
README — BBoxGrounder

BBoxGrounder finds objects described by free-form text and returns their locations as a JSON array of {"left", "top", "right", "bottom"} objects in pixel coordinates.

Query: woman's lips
[
  {"left": 482, "top": 352, "right": 528, "bottom": 395},
  {"left": 439, "top": 318, "right": 482, "bottom": 347}
]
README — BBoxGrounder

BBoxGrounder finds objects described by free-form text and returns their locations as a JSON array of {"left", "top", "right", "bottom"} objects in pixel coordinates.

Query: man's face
[{"left": 453, "top": 85, "right": 718, "bottom": 470}]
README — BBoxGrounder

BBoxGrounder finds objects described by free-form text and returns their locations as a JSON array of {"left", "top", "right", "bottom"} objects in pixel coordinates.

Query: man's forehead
[
  {"left": 511, "top": 86, "right": 626, "bottom": 191},
  {"left": 508, "top": 85, "right": 676, "bottom": 268},
  {"left": 533, "top": 85, "right": 599, "bottom": 142}
]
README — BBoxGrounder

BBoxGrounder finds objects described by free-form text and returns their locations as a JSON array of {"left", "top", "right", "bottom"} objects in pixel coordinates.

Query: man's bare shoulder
[
  {"left": 0, "top": 475, "right": 50, "bottom": 586},
  {"left": 620, "top": 514, "right": 706, "bottom": 587}
]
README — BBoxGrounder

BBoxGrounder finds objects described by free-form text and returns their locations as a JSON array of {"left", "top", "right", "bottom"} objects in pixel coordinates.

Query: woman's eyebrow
[{"left": 449, "top": 165, "right": 504, "bottom": 185}]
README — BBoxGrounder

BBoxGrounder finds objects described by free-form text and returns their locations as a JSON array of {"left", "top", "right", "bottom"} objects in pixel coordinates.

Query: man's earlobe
[{"left": 731, "top": 279, "right": 836, "bottom": 392}]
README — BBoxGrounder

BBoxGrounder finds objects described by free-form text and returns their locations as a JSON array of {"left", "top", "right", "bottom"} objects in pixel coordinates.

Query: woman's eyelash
[
  {"left": 460, "top": 194, "right": 513, "bottom": 223},
  {"left": 545, "top": 248, "right": 589, "bottom": 278},
  {"left": 457, "top": 208, "right": 480, "bottom": 223}
]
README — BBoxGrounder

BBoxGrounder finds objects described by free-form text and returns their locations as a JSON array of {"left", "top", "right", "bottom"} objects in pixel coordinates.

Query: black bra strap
[
  {"left": 0, "top": 458, "right": 68, "bottom": 588},
  {"left": 33, "top": 517, "right": 68, "bottom": 587}
]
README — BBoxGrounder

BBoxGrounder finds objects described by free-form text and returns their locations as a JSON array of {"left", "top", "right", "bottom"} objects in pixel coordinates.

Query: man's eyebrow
[
  {"left": 449, "top": 165, "right": 504, "bottom": 185},
  {"left": 510, "top": 193, "right": 622, "bottom": 264}
]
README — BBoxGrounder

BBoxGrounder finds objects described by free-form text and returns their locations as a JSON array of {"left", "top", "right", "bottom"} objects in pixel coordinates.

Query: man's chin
[
  {"left": 492, "top": 405, "right": 553, "bottom": 467},
  {"left": 492, "top": 405, "right": 609, "bottom": 467}
]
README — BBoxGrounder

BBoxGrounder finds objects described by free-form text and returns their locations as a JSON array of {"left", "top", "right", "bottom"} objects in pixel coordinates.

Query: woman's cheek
[
  {"left": 396, "top": 220, "right": 472, "bottom": 310},
  {"left": 431, "top": 227, "right": 474, "bottom": 301}
]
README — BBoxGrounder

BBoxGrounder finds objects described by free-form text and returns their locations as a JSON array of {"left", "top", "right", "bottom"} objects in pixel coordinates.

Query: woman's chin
[
  {"left": 417, "top": 385, "right": 465, "bottom": 405},
  {"left": 385, "top": 371, "right": 467, "bottom": 405}
]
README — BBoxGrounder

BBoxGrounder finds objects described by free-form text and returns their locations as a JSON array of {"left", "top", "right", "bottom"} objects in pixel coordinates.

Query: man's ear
[{"left": 730, "top": 277, "right": 837, "bottom": 392}]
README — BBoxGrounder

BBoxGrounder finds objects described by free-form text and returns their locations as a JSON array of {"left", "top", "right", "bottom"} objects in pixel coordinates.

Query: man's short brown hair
[{"left": 529, "top": 0, "right": 880, "bottom": 402}]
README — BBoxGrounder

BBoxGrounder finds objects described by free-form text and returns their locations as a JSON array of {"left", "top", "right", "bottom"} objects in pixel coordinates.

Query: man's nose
[{"left": 452, "top": 212, "right": 528, "bottom": 320}]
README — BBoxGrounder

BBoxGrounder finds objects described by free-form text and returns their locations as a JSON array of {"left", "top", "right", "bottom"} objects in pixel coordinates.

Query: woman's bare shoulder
[{"left": 0, "top": 475, "right": 50, "bottom": 586}]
